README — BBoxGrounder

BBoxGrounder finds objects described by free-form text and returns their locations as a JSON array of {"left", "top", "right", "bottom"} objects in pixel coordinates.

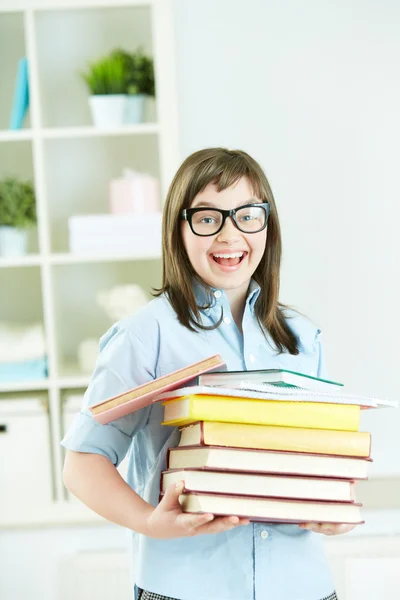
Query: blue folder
[
  {"left": 9, "top": 57, "right": 30, "bottom": 130},
  {"left": 0, "top": 357, "right": 48, "bottom": 382}
]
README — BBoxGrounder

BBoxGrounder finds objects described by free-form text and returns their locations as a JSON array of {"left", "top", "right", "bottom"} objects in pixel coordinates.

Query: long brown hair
[{"left": 154, "top": 148, "right": 299, "bottom": 355}]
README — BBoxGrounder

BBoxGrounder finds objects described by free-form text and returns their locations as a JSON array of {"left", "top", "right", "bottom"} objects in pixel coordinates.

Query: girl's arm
[{"left": 64, "top": 450, "right": 249, "bottom": 538}]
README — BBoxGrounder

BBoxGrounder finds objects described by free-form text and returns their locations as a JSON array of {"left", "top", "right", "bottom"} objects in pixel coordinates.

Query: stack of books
[{"left": 88, "top": 355, "right": 396, "bottom": 524}]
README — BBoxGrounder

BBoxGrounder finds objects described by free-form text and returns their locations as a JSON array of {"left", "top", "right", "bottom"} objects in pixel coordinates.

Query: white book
[{"left": 155, "top": 384, "right": 397, "bottom": 409}]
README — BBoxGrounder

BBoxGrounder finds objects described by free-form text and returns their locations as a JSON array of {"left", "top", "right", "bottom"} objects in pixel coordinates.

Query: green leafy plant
[
  {"left": 81, "top": 52, "right": 127, "bottom": 95},
  {"left": 113, "top": 48, "right": 155, "bottom": 96},
  {"left": 0, "top": 177, "right": 36, "bottom": 228}
]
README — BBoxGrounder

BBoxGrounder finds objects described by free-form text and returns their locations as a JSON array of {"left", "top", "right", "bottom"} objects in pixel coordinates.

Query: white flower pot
[
  {"left": 124, "top": 94, "right": 146, "bottom": 124},
  {"left": 0, "top": 226, "right": 29, "bottom": 257},
  {"left": 88, "top": 94, "right": 127, "bottom": 129}
]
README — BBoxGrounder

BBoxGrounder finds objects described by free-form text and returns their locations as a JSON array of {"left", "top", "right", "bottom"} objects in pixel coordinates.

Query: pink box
[{"left": 109, "top": 174, "right": 160, "bottom": 214}]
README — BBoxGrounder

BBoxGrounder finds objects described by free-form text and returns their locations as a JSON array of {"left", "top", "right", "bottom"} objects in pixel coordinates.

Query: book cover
[
  {"left": 178, "top": 421, "right": 371, "bottom": 458},
  {"left": 161, "top": 394, "right": 361, "bottom": 430},
  {"left": 175, "top": 491, "right": 364, "bottom": 525},
  {"left": 9, "top": 57, "right": 29, "bottom": 130},
  {"left": 161, "top": 468, "right": 356, "bottom": 502},
  {"left": 167, "top": 445, "right": 371, "bottom": 480},
  {"left": 191, "top": 368, "right": 344, "bottom": 392},
  {"left": 155, "top": 384, "right": 396, "bottom": 409},
  {"left": 89, "top": 354, "right": 225, "bottom": 424}
]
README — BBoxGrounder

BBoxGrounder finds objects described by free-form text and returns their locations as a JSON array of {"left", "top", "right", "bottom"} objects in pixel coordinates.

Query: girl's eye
[
  {"left": 239, "top": 213, "right": 255, "bottom": 222},
  {"left": 193, "top": 213, "right": 219, "bottom": 225}
]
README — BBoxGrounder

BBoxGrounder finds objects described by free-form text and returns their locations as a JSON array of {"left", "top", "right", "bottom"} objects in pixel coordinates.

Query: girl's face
[{"left": 181, "top": 177, "right": 267, "bottom": 302}]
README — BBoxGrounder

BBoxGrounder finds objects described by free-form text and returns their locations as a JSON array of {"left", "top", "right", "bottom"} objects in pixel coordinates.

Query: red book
[
  {"left": 89, "top": 354, "right": 225, "bottom": 424},
  {"left": 174, "top": 491, "right": 364, "bottom": 525},
  {"left": 167, "top": 445, "right": 371, "bottom": 480},
  {"left": 161, "top": 468, "right": 357, "bottom": 503}
]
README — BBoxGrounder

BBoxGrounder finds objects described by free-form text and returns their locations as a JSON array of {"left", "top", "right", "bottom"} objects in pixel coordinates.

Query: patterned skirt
[{"left": 137, "top": 588, "right": 338, "bottom": 600}]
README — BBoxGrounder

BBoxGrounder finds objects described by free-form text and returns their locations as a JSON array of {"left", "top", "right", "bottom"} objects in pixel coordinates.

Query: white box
[
  {"left": 0, "top": 397, "right": 53, "bottom": 514},
  {"left": 68, "top": 213, "right": 163, "bottom": 256},
  {"left": 68, "top": 213, "right": 162, "bottom": 237}
]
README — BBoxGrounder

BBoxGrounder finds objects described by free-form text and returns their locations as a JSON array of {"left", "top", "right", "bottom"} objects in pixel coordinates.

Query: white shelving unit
[{"left": 0, "top": 0, "right": 179, "bottom": 528}]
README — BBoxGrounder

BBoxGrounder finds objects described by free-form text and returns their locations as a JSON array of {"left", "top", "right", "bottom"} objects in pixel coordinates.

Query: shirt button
[
  {"left": 223, "top": 317, "right": 231, "bottom": 325},
  {"left": 260, "top": 530, "right": 269, "bottom": 539},
  {"left": 214, "top": 290, "right": 222, "bottom": 298},
  {"left": 249, "top": 354, "right": 256, "bottom": 362}
]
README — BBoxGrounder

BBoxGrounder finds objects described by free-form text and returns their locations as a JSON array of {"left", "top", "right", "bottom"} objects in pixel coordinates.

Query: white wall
[{"left": 172, "top": 0, "right": 400, "bottom": 476}]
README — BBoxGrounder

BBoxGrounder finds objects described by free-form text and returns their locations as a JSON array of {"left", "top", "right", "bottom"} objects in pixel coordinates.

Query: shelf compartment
[
  {"left": 0, "top": 266, "right": 44, "bottom": 324},
  {"left": 44, "top": 134, "right": 161, "bottom": 253},
  {"left": 0, "top": 267, "right": 47, "bottom": 390},
  {"left": 35, "top": 5, "right": 156, "bottom": 128},
  {"left": 52, "top": 259, "right": 161, "bottom": 375},
  {"left": 0, "top": 141, "right": 39, "bottom": 255},
  {"left": 0, "top": 12, "right": 30, "bottom": 131}
]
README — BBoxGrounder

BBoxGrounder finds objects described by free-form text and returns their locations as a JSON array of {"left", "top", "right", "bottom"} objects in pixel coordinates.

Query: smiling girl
[{"left": 62, "top": 148, "right": 350, "bottom": 600}]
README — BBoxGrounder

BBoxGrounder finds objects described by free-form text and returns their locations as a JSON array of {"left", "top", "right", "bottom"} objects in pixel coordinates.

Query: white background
[{"left": 172, "top": 0, "right": 400, "bottom": 476}]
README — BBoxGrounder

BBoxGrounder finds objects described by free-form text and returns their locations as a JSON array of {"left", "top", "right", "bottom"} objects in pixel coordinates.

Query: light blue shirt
[{"left": 61, "top": 280, "right": 335, "bottom": 600}]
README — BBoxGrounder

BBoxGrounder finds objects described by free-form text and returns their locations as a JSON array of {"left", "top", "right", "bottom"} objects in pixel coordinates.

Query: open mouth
[{"left": 211, "top": 251, "right": 247, "bottom": 266}]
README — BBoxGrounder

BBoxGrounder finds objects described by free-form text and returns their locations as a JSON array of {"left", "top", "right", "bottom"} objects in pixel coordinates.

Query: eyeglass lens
[{"left": 191, "top": 205, "right": 267, "bottom": 235}]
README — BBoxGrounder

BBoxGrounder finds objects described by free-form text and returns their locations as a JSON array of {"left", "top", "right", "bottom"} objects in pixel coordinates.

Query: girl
[{"left": 63, "top": 148, "right": 354, "bottom": 600}]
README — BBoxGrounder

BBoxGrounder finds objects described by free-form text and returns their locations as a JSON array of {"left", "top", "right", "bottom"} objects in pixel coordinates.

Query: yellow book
[
  {"left": 162, "top": 394, "right": 360, "bottom": 430},
  {"left": 179, "top": 421, "right": 371, "bottom": 458}
]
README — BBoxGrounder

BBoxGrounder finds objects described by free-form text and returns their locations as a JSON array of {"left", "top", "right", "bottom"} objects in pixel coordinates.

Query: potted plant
[
  {"left": 0, "top": 176, "right": 36, "bottom": 257},
  {"left": 113, "top": 48, "right": 155, "bottom": 124},
  {"left": 81, "top": 52, "right": 127, "bottom": 128}
]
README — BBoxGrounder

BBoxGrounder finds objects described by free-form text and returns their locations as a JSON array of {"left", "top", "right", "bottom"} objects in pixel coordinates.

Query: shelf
[
  {"left": 0, "top": 1, "right": 154, "bottom": 13},
  {"left": 0, "top": 376, "right": 91, "bottom": 393},
  {"left": 0, "top": 255, "right": 42, "bottom": 268},
  {"left": 0, "top": 0, "right": 179, "bottom": 527},
  {"left": 0, "top": 252, "right": 162, "bottom": 267},
  {"left": 0, "top": 379, "right": 50, "bottom": 393},
  {"left": 41, "top": 123, "right": 159, "bottom": 139},
  {"left": 0, "top": 130, "right": 33, "bottom": 142},
  {"left": 51, "top": 251, "right": 162, "bottom": 264},
  {"left": 0, "top": 124, "right": 159, "bottom": 142},
  {"left": 58, "top": 373, "right": 91, "bottom": 389}
]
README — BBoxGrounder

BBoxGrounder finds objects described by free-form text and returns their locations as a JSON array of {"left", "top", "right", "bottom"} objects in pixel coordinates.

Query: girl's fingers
[
  {"left": 181, "top": 512, "right": 215, "bottom": 531},
  {"left": 160, "top": 481, "right": 185, "bottom": 511},
  {"left": 299, "top": 522, "right": 357, "bottom": 535},
  {"left": 195, "top": 515, "right": 249, "bottom": 535}
]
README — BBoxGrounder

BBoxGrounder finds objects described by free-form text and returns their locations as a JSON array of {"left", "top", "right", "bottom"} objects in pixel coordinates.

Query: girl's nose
[{"left": 216, "top": 216, "right": 242, "bottom": 242}]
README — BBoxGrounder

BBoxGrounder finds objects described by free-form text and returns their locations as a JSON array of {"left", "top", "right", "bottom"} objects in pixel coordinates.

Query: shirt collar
[
  {"left": 247, "top": 279, "right": 261, "bottom": 312},
  {"left": 192, "top": 278, "right": 261, "bottom": 314}
]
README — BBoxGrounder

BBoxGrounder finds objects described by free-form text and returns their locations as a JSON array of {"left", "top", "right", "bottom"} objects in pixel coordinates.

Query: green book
[{"left": 191, "top": 369, "right": 343, "bottom": 393}]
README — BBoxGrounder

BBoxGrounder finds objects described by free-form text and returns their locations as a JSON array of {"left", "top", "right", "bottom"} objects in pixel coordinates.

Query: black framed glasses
[{"left": 181, "top": 202, "right": 270, "bottom": 237}]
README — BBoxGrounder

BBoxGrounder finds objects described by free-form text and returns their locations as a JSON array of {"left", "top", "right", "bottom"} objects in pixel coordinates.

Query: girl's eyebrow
[{"left": 191, "top": 198, "right": 261, "bottom": 209}]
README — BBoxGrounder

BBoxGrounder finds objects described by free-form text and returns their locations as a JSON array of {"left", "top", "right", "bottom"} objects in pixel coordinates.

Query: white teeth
[{"left": 213, "top": 252, "right": 244, "bottom": 259}]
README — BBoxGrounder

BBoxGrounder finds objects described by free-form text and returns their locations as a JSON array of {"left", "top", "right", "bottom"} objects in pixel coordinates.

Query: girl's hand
[
  {"left": 145, "top": 481, "right": 250, "bottom": 539},
  {"left": 298, "top": 522, "right": 357, "bottom": 535}
]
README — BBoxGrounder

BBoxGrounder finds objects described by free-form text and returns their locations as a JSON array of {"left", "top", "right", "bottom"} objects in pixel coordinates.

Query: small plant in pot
[
  {"left": 81, "top": 52, "right": 128, "bottom": 129},
  {"left": 0, "top": 176, "right": 37, "bottom": 257},
  {"left": 113, "top": 48, "right": 155, "bottom": 124}
]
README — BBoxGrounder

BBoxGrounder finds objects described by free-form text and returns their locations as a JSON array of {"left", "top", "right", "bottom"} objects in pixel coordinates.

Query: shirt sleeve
[{"left": 61, "top": 322, "right": 156, "bottom": 466}]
